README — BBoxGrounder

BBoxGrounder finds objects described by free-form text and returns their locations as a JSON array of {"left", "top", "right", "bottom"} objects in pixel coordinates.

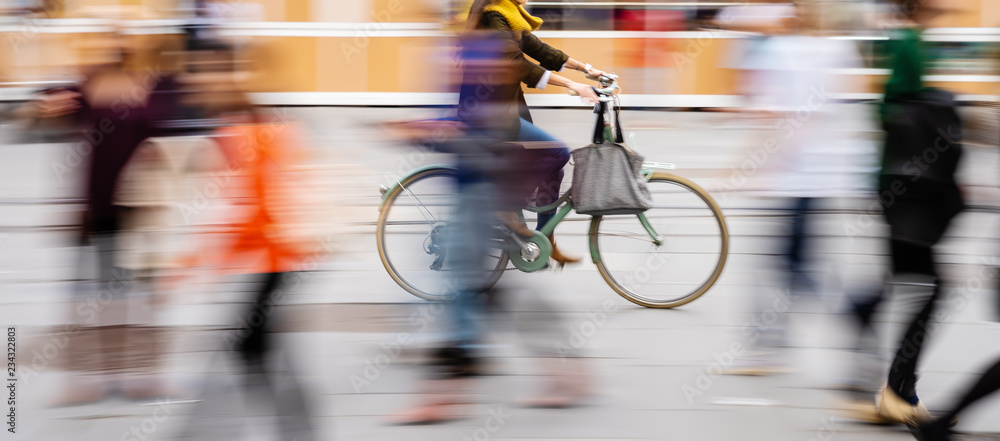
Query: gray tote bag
[{"left": 570, "top": 108, "right": 652, "bottom": 215}]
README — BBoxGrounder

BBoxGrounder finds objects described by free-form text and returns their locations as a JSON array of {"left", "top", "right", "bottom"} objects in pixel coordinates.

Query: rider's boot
[
  {"left": 499, "top": 211, "right": 533, "bottom": 237},
  {"left": 548, "top": 234, "right": 581, "bottom": 267}
]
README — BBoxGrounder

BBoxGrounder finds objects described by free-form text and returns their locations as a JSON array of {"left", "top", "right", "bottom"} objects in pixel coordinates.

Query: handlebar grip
[
  {"left": 568, "top": 86, "right": 600, "bottom": 97},
  {"left": 587, "top": 73, "right": 619, "bottom": 83}
]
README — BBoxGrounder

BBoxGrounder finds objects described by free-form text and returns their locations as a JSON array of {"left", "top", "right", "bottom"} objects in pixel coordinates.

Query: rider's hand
[
  {"left": 568, "top": 82, "right": 599, "bottom": 103},
  {"left": 585, "top": 66, "right": 607, "bottom": 79}
]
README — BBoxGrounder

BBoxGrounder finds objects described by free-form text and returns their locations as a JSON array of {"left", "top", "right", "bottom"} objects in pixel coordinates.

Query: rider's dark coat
[{"left": 472, "top": 11, "right": 569, "bottom": 125}]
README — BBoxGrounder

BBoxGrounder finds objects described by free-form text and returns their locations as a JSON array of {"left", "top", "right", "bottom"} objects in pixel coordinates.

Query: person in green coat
[{"left": 846, "top": 0, "right": 968, "bottom": 428}]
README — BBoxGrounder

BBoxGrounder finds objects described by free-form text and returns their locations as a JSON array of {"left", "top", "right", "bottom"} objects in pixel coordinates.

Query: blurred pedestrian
[
  {"left": 22, "top": 16, "right": 186, "bottom": 404},
  {"left": 722, "top": 3, "right": 869, "bottom": 374},
  {"left": 391, "top": 29, "right": 519, "bottom": 425},
  {"left": 392, "top": 29, "right": 591, "bottom": 424},
  {"left": 168, "top": 87, "right": 318, "bottom": 440},
  {"left": 844, "top": 0, "right": 965, "bottom": 425},
  {"left": 715, "top": 0, "right": 795, "bottom": 118}
]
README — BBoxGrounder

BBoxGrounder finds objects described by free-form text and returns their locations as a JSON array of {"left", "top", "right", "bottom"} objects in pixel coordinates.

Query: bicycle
[{"left": 376, "top": 75, "right": 729, "bottom": 308}]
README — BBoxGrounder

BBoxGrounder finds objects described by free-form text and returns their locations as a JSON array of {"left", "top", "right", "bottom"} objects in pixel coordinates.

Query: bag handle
[{"left": 591, "top": 98, "right": 624, "bottom": 144}]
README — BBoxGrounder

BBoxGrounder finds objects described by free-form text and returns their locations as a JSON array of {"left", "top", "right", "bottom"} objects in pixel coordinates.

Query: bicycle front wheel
[
  {"left": 590, "top": 172, "right": 729, "bottom": 308},
  {"left": 376, "top": 166, "right": 510, "bottom": 302}
]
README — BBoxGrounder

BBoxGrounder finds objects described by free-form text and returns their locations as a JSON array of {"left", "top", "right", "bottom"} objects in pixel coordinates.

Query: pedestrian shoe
[
  {"left": 876, "top": 385, "right": 932, "bottom": 425},
  {"left": 390, "top": 401, "right": 462, "bottom": 425},
  {"left": 390, "top": 378, "right": 472, "bottom": 425},
  {"left": 908, "top": 418, "right": 952, "bottom": 441},
  {"left": 520, "top": 358, "right": 590, "bottom": 408},
  {"left": 837, "top": 397, "right": 893, "bottom": 425}
]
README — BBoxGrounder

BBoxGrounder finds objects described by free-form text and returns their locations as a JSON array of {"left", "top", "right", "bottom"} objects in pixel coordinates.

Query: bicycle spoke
[
  {"left": 399, "top": 179, "right": 440, "bottom": 226},
  {"left": 597, "top": 229, "right": 661, "bottom": 243},
  {"left": 593, "top": 175, "right": 728, "bottom": 308},
  {"left": 378, "top": 167, "right": 510, "bottom": 301}
]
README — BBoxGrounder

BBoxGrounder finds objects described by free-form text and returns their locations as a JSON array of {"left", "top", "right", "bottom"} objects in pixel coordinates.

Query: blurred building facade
[{"left": 1, "top": 0, "right": 999, "bottom": 107}]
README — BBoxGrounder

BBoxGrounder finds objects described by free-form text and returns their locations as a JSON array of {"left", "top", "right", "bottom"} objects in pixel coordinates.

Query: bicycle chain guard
[{"left": 508, "top": 230, "right": 551, "bottom": 273}]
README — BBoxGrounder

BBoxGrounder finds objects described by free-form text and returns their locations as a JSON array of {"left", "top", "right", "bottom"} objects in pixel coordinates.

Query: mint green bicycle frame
[
  {"left": 379, "top": 74, "right": 673, "bottom": 264},
  {"left": 378, "top": 162, "right": 670, "bottom": 263}
]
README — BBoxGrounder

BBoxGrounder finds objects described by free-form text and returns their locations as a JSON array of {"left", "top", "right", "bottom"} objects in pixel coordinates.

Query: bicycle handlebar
[
  {"left": 588, "top": 73, "right": 619, "bottom": 94},
  {"left": 568, "top": 73, "right": 620, "bottom": 102}
]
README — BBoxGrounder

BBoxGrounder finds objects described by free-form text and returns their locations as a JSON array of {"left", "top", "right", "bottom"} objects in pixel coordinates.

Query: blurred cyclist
[{"left": 464, "top": 0, "right": 607, "bottom": 266}]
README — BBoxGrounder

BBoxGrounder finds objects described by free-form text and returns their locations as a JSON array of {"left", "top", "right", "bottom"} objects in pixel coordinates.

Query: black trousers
[
  {"left": 179, "top": 271, "right": 315, "bottom": 441},
  {"left": 851, "top": 195, "right": 954, "bottom": 401},
  {"left": 885, "top": 240, "right": 942, "bottom": 401},
  {"left": 785, "top": 197, "right": 816, "bottom": 292},
  {"left": 235, "top": 271, "right": 286, "bottom": 365}
]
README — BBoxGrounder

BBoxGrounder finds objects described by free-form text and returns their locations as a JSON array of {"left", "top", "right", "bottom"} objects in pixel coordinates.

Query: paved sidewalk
[{"left": 2, "top": 108, "right": 1000, "bottom": 441}]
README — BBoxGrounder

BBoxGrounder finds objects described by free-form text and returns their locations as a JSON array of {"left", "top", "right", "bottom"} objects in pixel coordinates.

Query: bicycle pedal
[{"left": 542, "top": 260, "right": 564, "bottom": 272}]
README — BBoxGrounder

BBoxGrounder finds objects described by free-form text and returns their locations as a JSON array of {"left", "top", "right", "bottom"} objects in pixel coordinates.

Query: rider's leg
[
  {"left": 514, "top": 119, "right": 579, "bottom": 265},
  {"left": 515, "top": 118, "right": 570, "bottom": 230}
]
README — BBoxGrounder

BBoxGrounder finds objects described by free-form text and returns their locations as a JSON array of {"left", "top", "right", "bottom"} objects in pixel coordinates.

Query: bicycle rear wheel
[
  {"left": 376, "top": 166, "right": 510, "bottom": 301},
  {"left": 590, "top": 172, "right": 729, "bottom": 308}
]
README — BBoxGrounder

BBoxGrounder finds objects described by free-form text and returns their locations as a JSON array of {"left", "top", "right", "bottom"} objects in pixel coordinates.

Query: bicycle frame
[
  {"left": 378, "top": 163, "right": 667, "bottom": 265},
  {"left": 378, "top": 75, "right": 672, "bottom": 266},
  {"left": 378, "top": 73, "right": 729, "bottom": 306}
]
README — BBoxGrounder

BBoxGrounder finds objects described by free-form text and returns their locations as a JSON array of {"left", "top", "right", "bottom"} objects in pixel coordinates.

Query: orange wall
[{"left": 1, "top": 0, "right": 998, "bottom": 98}]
